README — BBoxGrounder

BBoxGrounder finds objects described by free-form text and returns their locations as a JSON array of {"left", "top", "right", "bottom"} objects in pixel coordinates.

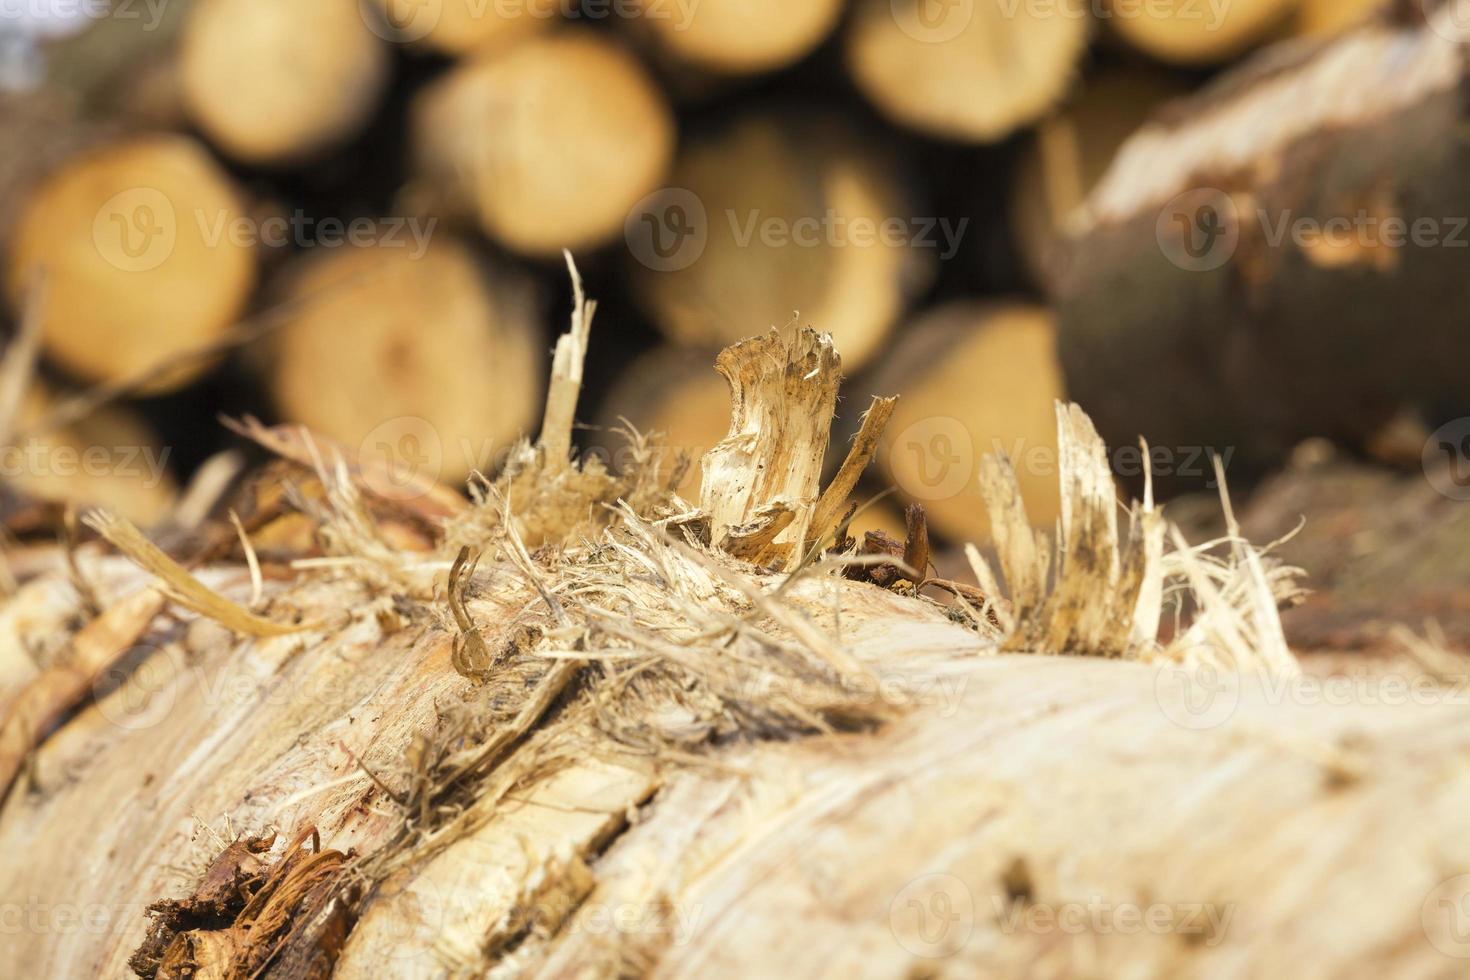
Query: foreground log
[
  {"left": 262, "top": 236, "right": 544, "bottom": 488},
  {"left": 1107, "top": 0, "right": 1298, "bottom": 64},
  {"left": 4, "top": 273, "right": 1467, "bottom": 979},
  {"left": 629, "top": 0, "right": 845, "bottom": 75},
  {"left": 1054, "top": 1, "right": 1470, "bottom": 481},
  {"left": 630, "top": 112, "right": 935, "bottom": 370},
  {"left": 846, "top": 0, "right": 1091, "bottom": 141},
  {"left": 410, "top": 30, "right": 674, "bottom": 257},
  {"left": 4, "top": 135, "right": 257, "bottom": 393},
  {"left": 860, "top": 301, "right": 1065, "bottom": 544},
  {"left": 180, "top": 0, "right": 390, "bottom": 164}
]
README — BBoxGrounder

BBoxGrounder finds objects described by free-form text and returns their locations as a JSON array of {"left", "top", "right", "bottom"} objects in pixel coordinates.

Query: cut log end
[
  {"left": 867, "top": 301, "right": 1066, "bottom": 544},
  {"left": 265, "top": 237, "right": 544, "bottom": 487},
  {"left": 635, "top": 0, "right": 845, "bottom": 74},
  {"left": 631, "top": 113, "right": 931, "bottom": 371},
  {"left": 1109, "top": 0, "right": 1300, "bottom": 64},
  {"left": 847, "top": 0, "right": 1091, "bottom": 142},
  {"left": 181, "top": 0, "right": 390, "bottom": 164},
  {"left": 411, "top": 30, "right": 674, "bottom": 257},
  {"left": 5, "top": 135, "right": 256, "bottom": 393}
]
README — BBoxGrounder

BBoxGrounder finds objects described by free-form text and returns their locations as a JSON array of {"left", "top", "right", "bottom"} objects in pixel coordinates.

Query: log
[
  {"left": 4, "top": 134, "right": 257, "bottom": 393},
  {"left": 1053, "top": 2, "right": 1470, "bottom": 483},
  {"left": 846, "top": 0, "right": 1091, "bottom": 142},
  {"left": 628, "top": 0, "right": 846, "bottom": 75},
  {"left": 3, "top": 277, "right": 1465, "bottom": 978},
  {"left": 5, "top": 385, "right": 177, "bottom": 528},
  {"left": 1295, "top": 0, "right": 1385, "bottom": 35},
  {"left": 409, "top": 29, "right": 674, "bottom": 257},
  {"left": 629, "top": 112, "right": 935, "bottom": 371},
  {"left": 594, "top": 346, "right": 729, "bottom": 498},
  {"left": 860, "top": 301, "right": 1065, "bottom": 544},
  {"left": 1108, "top": 0, "right": 1298, "bottom": 64},
  {"left": 361, "top": 0, "right": 558, "bottom": 54},
  {"left": 1010, "top": 66, "right": 1188, "bottom": 286},
  {"left": 179, "top": 0, "right": 390, "bottom": 165},
  {"left": 262, "top": 236, "right": 544, "bottom": 489}
]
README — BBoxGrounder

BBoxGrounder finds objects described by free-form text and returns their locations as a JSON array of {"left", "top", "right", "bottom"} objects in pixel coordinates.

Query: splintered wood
[{"left": 1, "top": 273, "right": 1464, "bottom": 980}]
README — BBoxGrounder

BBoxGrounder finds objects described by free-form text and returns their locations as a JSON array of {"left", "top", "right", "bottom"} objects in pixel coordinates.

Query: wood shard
[{"left": 700, "top": 326, "right": 841, "bottom": 567}]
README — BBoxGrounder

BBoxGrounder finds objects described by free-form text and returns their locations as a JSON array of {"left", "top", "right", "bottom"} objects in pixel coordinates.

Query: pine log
[
  {"left": 263, "top": 236, "right": 544, "bottom": 488},
  {"left": 409, "top": 29, "right": 674, "bottom": 257},
  {"left": 1108, "top": 0, "right": 1298, "bottom": 64},
  {"left": 5, "top": 385, "right": 177, "bottom": 528},
  {"left": 361, "top": 0, "right": 558, "bottom": 54},
  {"left": 859, "top": 301, "right": 1065, "bottom": 544},
  {"left": 180, "top": 0, "right": 390, "bottom": 165},
  {"left": 1010, "top": 66, "right": 1188, "bottom": 286},
  {"left": 846, "top": 0, "right": 1091, "bottom": 142},
  {"left": 1, "top": 281, "right": 1466, "bottom": 979},
  {"left": 1295, "top": 0, "right": 1386, "bottom": 35},
  {"left": 628, "top": 0, "right": 846, "bottom": 75},
  {"left": 4, "top": 134, "right": 257, "bottom": 393},
  {"left": 630, "top": 112, "right": 934, "bottom": 371},
  {"left": 1053, "top": 2, "right": 1470, "bottom": 482},
  {"left": 595, "top": 346, "right": 729, "bottom": 498}
]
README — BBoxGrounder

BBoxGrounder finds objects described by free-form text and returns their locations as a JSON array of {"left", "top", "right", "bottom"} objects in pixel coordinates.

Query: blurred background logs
[{"left": 4, "top": 0, "right": 1462, "bottom": 561}]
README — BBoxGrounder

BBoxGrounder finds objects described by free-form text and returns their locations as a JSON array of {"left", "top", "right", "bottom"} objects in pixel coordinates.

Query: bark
[{"left": 1053, "top": 2, "right": 1470, "bottom": 484}]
